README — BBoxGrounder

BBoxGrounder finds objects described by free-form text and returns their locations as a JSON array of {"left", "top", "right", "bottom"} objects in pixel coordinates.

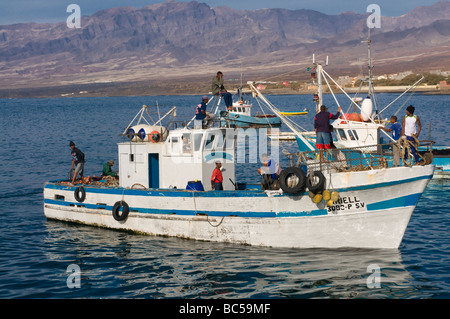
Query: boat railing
[
  {"left": 121, "top": 117, "right": 239, "bottom": 143},
  {"left": 285, "top": 140, "right": 435, "bottom": 173}
]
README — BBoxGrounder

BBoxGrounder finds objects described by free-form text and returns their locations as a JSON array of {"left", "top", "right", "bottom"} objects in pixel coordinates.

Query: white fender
[{"left": 360, "top": 97, "right": 373, "bottom": 122}]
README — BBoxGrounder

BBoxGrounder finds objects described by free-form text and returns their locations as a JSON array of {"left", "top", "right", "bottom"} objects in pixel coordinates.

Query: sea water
[{"left": 0, "top": 93, "right": 448, "bottom": 299}]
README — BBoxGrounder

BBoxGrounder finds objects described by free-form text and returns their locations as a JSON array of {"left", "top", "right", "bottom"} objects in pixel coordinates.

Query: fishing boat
[
  {"left": 419, "top": 146, "right": 450, "bottom": 179},
  {"left": 217, "top": 87, "right": 282, "bottom": 128},
  {"left": 279, "top": 110, "right": 308, "bottom": 116},
  {"left": 287, "top": 31, "right": 449, "bottom": 178},
  {"left": 43, "top": 86, "right": 435, "bottom": 248}
]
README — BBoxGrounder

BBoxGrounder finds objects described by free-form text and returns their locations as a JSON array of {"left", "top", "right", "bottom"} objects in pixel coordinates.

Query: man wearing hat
[
  {"left": 211, "top": 160, "right": 223, "bottom": 191},
  {"left": 194, "top": 96, "right": 214, "bottom": 129},
  {"left": 102, "top": 160, "right": 118, "bottom": 178},
  {"left": 69, "top": 141, "right": 85, "bottom": 184}
]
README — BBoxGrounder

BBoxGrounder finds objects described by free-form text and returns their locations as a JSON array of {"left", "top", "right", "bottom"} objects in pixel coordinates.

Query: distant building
[{"left": 439, "top": 81, "right": 450, "bottom": 91}]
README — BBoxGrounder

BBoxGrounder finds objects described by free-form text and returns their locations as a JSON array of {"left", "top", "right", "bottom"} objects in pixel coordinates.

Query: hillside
[{"left": 0, "top": 0, "right": 449, "bottom": 96}]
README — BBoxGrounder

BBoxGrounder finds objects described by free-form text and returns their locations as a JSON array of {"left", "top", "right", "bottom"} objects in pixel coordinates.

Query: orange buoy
[
  {"left": 348, "top": 113, "right": 361, "bottom": 122},
  {"left": 149, "top": 131, "right": 161, "bottom": 143}
]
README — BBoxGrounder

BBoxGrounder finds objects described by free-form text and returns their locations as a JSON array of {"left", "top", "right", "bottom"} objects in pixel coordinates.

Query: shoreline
[{"left": 0, "top": 81, "right": 449, "bottom": 99}]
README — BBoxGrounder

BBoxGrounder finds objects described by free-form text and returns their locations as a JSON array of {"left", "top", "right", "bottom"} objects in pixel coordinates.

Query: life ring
[
  {"left": 112, "top": 201, "right": 129, "bottom": 221},
  {"left": 279, "top": 167, "right": 306, "bottom": 195},
  {"left": 149, "top": 131, "right": 161, "bottom": 143},
  {"left": 306, "top": 171, "right": 326, "bottom": 194},
  {"left": 74, "top": 186, "right": 86, "bottom": 203}
]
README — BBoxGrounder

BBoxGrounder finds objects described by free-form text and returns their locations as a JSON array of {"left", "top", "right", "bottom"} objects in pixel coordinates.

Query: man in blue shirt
[
  {"left": 378, "top": 116, "right": 401, "bottom": 166},
  {"left": 194, "top": 96, "right": 211, "bottom": 129}
]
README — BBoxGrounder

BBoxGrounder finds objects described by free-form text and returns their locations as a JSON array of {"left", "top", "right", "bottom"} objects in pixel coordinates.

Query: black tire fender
[
  {"left": 74, "top": 186, "right": 86, "bottom": 203},
  {"left": 112, "top": 201, "right": 130, "bottom": 221},
  {"left": 279, "top": 167, "right": 306, "bottom": 195},
  {"left": 306, "top": 171, "right": 326, "bottom": 194}
]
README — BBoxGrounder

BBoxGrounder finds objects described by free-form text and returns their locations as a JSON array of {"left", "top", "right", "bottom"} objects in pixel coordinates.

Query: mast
[
  {"left": 317, "top": 63, "right": 323, "bottom": 114},
  {"left": 312, "top": 54, "right": 327, "bottom": 114},
  {"left": 367, "top": 28, "right": 373, "bottom": 97}
]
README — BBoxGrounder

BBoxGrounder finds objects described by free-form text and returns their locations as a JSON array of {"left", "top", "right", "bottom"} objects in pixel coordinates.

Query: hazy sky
[{"left": 0, "top": 0, "right": 445, "bottom": 25}]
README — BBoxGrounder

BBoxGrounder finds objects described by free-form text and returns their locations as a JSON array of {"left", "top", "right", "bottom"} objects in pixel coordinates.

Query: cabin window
[
  {"left": 205, "top": 134, "right": 216, "bottom": 151},
  {"left": 338, "top": 129, "right": 347, "bottom": 141},
  {"left": 171, "top": 136, "right": 181, "bottom": 154},
  {"left": 233, "top": 107, "right": 238, "bottom": 112},
  {"left": 194, "top": 133, "right": 203, "bottom": 152},
  {"left": 226, "top": 133, "right": 237, "bottom": 150},
  {"left": 347, "top": 130, "right": 359, "bottom": 140},
  {"left": 216, "top": 131, "right": 226, "bottom": 149},
  {"left": 182, "top": 133, "right": 192, "bottom": 154}
]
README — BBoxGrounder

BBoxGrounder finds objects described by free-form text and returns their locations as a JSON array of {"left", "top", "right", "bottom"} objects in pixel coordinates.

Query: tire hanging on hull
[
  {"left": 306, "top": 171, "right": 326, "bottom": 194},
  {"left": 279, "top": 167, "right": 306, "bottom": 195},
  {"left": 74, "top": 186, "right": 86, "bottom": 203},
  {"left": 112, "top": 201, "right": 130, "bottom": 221}
]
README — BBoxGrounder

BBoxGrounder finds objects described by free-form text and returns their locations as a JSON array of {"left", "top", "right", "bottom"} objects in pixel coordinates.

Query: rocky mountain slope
[{"left": 0, "top": 0, "right": 449, "bottom": 92}]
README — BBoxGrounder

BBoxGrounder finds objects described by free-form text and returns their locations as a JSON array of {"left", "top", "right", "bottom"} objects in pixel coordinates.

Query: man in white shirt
[{"left": 401, "top": 105, "right": 422, "bottom": 164}]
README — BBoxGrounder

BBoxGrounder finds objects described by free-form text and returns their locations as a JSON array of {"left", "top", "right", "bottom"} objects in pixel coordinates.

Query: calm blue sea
[{"left": 0, "top": 93, "right": 449, "bottom": 300}]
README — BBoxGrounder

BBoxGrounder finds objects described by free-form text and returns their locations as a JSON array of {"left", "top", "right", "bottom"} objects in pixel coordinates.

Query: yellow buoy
[
  {"left": 331, "top": 191, "right": 339, "bottom": 202},
  {"left": 327, "top": 199, "right": 334, "bottom": 207},
  {"left": 323, "top": 190, "right": 331, "bottom": 201},
  {"left": 313, "top": 194, "right": 323, "bottom": 204}
]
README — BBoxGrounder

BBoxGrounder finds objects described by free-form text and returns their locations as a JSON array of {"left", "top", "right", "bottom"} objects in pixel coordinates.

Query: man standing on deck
[
  {"left": 212, "top": 71, "right": 233, "bottom": 111},
  {"left": 401, "top": 105, "right": 422, "bottom": 165},
  {"left": 69, "top": 141, "right": 85, "bottom": 184},
  {"left": 314, "top": 105, "right": 342, "bottom": 161},
  {"left": 211, "top": 160, "right": 223, "bottom": 191},
  {"left": 378, "top": 116, "right": 402, "bottom": 166}
]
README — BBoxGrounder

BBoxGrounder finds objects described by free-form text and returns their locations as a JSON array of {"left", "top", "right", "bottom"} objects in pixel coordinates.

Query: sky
[{"left": 0, "top": 0, "right": 444, "bottom": 25}]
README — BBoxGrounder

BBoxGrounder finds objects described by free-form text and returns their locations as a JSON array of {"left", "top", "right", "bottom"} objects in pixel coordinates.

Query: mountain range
[{"left": 0, "top": 0, "right": 449, "bottom": 95}]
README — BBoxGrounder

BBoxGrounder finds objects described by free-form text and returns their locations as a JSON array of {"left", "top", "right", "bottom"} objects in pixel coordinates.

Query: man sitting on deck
[
  {"left": 102, "top": 160, "right": 118, "bottom": 179},
  {"left": 194, "top": 96, "right": 213, "bottom": 129},
  {"left": 212, "top": 71, "right": 233, "bottom": 111},
  {"left": 257, "top": 154, "right": 282, "bottom": 190}
]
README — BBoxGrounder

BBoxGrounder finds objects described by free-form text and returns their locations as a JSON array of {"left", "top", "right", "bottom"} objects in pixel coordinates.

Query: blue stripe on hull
[
  {"left": 44, "top": 190, "right": 422, "bottom": 219},
  {"left": 367, "top": 193, "right": 422, "bottom": 211},
  {"left": 45, "top": 173, "right": 433, "bottom": 198}
]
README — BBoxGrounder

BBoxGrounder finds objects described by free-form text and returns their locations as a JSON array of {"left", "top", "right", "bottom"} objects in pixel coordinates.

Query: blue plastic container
[{"left": 186, "top": 180, "right": 204, "bottom": 191}]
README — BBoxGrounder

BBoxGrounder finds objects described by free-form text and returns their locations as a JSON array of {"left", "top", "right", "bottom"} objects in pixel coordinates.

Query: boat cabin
[
  {"left": 332, "top": 120, "right": 381, "bottom": 149},
  {"left": 228, "top": 101, "right": 252, "bottom": 117},
  {"left": 118, "top": 126, "right": 237, "bottom": 191}
]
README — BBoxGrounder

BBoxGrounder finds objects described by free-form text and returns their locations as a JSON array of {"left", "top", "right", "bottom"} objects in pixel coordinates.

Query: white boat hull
[{"left": 44, "top": 165, "right": 434, "bottom": 249}]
